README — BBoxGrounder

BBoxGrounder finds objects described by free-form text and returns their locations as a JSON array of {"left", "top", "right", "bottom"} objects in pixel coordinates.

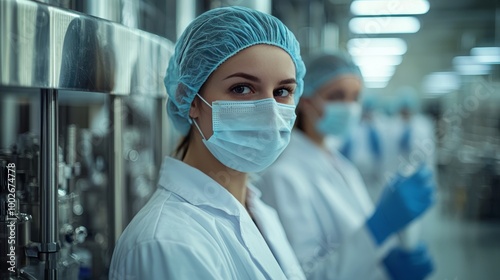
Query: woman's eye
[
  {"left": 326, "top": 90, "right": 345, "bottom": 101},
  {"left": 274, "top": 88, "right": 292, "bottom": 97},
  {"left": 231, "top": 85, "right": 252, "bottom": 95}
]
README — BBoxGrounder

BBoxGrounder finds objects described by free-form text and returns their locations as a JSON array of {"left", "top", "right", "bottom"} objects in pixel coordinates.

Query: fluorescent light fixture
[
  {"left": 422, "top": 72, "right": 460, "bottom": 95},
  {"left": 363, "top": 76, "right": 392, "bottom": 83},
  {"left": 351, "top": 0, "right": 430, "bottom": 16},
  {"left": 454, "top": 64, "right": 492, "bottom": 76},
  {"left": 453, "top": 56, "right": 492, "bottom": 75},
  {"left": 364, "top": 81, "right": 389, "bottom": 88},
  {"left": 352, "top": 55, "right": 403, "bottom": 66},
  {"left": 359, "top": 65, "right": 396, "bottom": 77},
  {"left": 348, "top": 38, "right": 407, "bottom": 56},
  {"left": 474, "top": 56, "right": 500, "bottom": 64},
  {"left": 453, "top": 56, "right": 480, "bottom": 65},
  {"left": 471, "top": 47, "right": 500, "bottom": 57},
  {"left": 470, "top": 47, "right": 500, "bottom": 64},
  {"left": 349, "top": 16, "right": 420, "bottom": 34}
]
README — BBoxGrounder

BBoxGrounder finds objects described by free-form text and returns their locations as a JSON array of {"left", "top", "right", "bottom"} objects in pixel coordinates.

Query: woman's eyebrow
[
  {"left": 224, "top": 72, "right": 260, "bottom": 82},
  {"left": 224, "top": 73, "right": 297, "bottom": 86},
  {"left": 279, "top": 78, "right": 297, "bottom": 85}
]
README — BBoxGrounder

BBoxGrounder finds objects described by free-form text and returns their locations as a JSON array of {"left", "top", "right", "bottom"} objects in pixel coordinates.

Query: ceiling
[{"left": 274, "top": 0, "right": 499, "bottom": 97}]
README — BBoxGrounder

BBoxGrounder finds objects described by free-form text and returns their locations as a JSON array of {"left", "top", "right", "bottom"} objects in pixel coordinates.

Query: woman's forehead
[{"left": 211, "top": 45, "right": 296, "bottom": 80}]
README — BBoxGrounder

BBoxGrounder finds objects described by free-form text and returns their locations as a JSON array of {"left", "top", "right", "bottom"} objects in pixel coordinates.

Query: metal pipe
[
  {"left": 108, "top": 96, "right": 125, "bottom": 255},
  {"left": 40, "top": 88, "right": 59, "bottom": 280},
  {"left": 154, "top": 98, "right": 165, "bottom": 172},
  {"left": 66, "top": 124, "right": 77, "bottom": 194},
  {"left": 66, "top": 125, "right": 77, "bottom": 166}
]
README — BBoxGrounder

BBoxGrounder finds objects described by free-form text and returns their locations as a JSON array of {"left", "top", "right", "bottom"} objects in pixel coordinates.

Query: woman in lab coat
[
  {"left": 386, "top": 87, "right": 437, "bottom": 190},
  {"left": 109, "top": 6, "right": 308, "bottom": 279},
  {"left": 340, "top": 94, "right": 389, "bottom": 201},
  {"left": 255, "top": 52, "right": 435, "bottom": 280}
]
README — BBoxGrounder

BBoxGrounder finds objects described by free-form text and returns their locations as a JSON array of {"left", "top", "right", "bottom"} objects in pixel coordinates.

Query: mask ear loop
[
  {"left": 196, "top": 93, "right": 212, "bottom": 108},
  {"left": 191, "top": 93, "right": 213, "bottom": 141},
  {"left": 191, "top": 118, "right": 207, "bottom": 140}
]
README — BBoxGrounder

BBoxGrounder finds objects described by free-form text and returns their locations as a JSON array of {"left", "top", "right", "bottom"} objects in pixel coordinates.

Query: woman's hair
[
  {"left": 295, "top": 107, "right": 306, "bottom": 132},
  {"left": 164, "top": 6, "right": 306, "bottom": 136}
]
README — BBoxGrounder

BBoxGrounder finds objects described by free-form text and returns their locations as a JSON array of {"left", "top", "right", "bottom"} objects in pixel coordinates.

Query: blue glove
[
  {"left": 383, "top": 243, "right": 434, "bottom": 280},
  {"left": 367, "top": 165, "right": 434, "bottom": 245}
]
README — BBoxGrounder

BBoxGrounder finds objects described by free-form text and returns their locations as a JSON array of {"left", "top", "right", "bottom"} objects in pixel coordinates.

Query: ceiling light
[
  {"left": 359, "top": 65, "right": 396, "bottom": 77},
  {"left": 453, "top": 56, "right": 492, "bottom": 75},
  {"left": 422, "top": 72, "right": 460, "bottom": 95},
  {"left": 454, "top": 64, "right": 492, "bottom": 76},
  {"left": 364, "top": 81, "right": 389, "bottom": 88},
  {"left": 352, "top": 55, "right": 403, "bottom": 66},
  {"left": 453, "top": 56, "right": 480, "bottom": 65},
  {"left": 350, "top": 0, "right": 430, "bottom": 16},
  {"left": 363, "top": 76, "right": 392, "bottom": 83},
  {"left": 348, "top": 38, "right": 407, "bottom": 56},
  {"left": 471, "top": 47, "right": 500, "bottom": 56},
  {"left": 349, "top": 16, "right": 420, "bottom": 34},
  {"left": 470, "top": 47, "right": 500, "bottom": 64}
]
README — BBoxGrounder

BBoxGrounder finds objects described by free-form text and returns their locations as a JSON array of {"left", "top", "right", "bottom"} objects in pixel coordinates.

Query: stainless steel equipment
[{"left": 0, "top": 0, "right": 175, "bottom": 279}]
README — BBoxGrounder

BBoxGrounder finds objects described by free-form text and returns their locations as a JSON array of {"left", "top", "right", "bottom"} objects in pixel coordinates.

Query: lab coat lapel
[
  {"left": 160, "top": 157, "right": 286, "bottom": 279},
  {"left": 238, "top": 205, "right": 288, "bottom": 279},
  {"left": 247, "top": 186, "right": 305, "bottom": 280}
]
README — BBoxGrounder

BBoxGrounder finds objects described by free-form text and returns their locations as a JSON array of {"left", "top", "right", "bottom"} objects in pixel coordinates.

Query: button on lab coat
[
  {"left": 109, "top": 157, "right": 305, "bottom": 280},
  {"left": 255, "top": 130, "right": 393, "bottom": 280}
]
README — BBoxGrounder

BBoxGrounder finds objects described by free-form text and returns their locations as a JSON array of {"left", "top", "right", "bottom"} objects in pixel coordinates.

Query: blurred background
[{"left": 0, "top": 0, "right": 498, "bottom": 279}]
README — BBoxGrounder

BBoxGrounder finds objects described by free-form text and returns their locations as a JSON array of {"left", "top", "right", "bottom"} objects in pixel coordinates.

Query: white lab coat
[
  {"left": 339, "top": 113, "right": 391, "bottom": 202},
  {"left": 382, "top": 114, "right": 436, "bottom": 186},
  {"left": 255, "top": 130, "right": 394, "bottom": 280},
  {"left": 109, "top": 157, "right": 305, "bottom": 280},
  {"left": 340, "top": 113, "right": 436, "bottom": 203}
]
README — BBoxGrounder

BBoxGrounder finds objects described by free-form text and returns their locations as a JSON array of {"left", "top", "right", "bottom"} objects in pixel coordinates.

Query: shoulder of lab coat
[
  {"left": 109, "top": 189, "right": 231, "bottom": 280},
  {"left": 109, "top": 157, "right": 294, "bottom": 280},
  {"left": 255, "top": 131, "right": 390, "bottom": 280}
]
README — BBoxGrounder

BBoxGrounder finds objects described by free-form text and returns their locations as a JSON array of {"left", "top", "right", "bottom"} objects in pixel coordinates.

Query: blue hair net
[
  {"left": 303, "top": 52, "right": 362, "bottom": 97},
  {"left": 164, "top": 6, "right": 306, "bottom": 135},
  {"left": 395, "top": 86, "right": 419, "bottom": 113}
]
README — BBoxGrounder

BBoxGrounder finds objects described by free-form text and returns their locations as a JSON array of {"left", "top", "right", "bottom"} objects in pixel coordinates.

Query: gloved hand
[
  {"left": 367, "top": 165, "right": 435, "bottom": 245},
  {"left": 383, "top": 243, "right": 434, "bottom": 280}
]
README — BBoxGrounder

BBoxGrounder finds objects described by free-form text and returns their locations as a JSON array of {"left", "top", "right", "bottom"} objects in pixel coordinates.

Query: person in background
[
  {"left": 109, "top": 6, "right": 308, "bottom": 279},
  {"left": 339, "top": 93, "right": 388, "bottom": 201},
  {"left": 254, "top": 52, "right": 436, "bottom": 280},
  {"left": 389, "top": 87, "right": 437, "bottom": 179}
]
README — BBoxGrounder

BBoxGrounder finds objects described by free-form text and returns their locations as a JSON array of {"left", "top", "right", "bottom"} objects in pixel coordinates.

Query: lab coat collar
[
  {"left": 291, "top": 130, "right": 331, "bottom": 158},
  {"left": 158, "top": 157, "right": 243, "bottom": 217},
  {"left": 158, "top": 157, "right": 289, "bottom": 279},
  {"left": 247, "top": 183, "right": 262, "bottom": 200}
]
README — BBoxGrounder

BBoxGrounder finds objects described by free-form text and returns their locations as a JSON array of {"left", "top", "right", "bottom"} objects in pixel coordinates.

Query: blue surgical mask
[
  {"left": 316, "top": 102, "right": 361, "bottom": 139},
  {"left": 192, "top": 94, "right": 296, "bottom": 172}
]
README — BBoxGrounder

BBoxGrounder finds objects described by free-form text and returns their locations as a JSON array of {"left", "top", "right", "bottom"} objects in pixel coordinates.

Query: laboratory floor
[{"left": 421, "top": 193, "right": 500, "bottom": 280}]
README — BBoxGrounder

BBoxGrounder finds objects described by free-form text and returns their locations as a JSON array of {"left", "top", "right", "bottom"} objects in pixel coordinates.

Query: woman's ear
[{"left": 189, "top": 97, "right": 200, "bottom": 119}]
